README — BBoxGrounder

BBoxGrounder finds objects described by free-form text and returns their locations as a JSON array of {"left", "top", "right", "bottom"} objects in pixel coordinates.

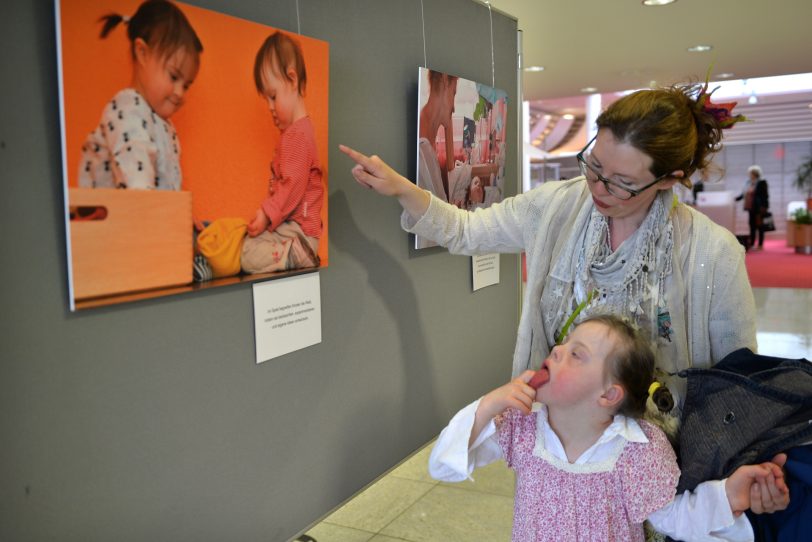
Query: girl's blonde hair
[
  {"left": 578, "top": 314, "right": 666, "bottom": 418},
  {"left": 254, "top": 32, "right": 307, "bottom": 96}
]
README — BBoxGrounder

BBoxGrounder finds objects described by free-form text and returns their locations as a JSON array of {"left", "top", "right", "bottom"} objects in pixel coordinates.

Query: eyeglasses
[{"left": 576, "top": 135, "right": 670, "bottom": 200}]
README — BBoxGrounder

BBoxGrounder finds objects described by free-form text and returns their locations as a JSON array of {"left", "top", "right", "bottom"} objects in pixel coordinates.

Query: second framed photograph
[{"left": 415, "top": 67, "right": 508, "bottom": 249}]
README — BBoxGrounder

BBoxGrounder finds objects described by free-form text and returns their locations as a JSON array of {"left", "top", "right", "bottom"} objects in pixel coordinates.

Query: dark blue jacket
[{"left": 676, "top": 348, "right": 812, "bottom": 493}]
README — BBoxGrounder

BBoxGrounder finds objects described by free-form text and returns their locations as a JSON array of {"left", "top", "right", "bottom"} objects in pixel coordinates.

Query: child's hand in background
[{"left": 247, "top": 208, "right": 270, "bottom": 237}]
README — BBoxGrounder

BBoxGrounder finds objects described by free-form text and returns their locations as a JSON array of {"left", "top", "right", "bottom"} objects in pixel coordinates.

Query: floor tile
[
  {"left": 322, "top": 476, "right": 435, "bottom": 533},
  {"left": 754, "top": 288, "right": 812, "bottom": 335},
  {"left": 302, "top": 522, "right": 375, "bottom": 542},
  {"left": 379, "top": 485, "right": 513, "bottom": 542},
  {"left": 368, "top": 535, "right": 414, "bottom": 542},
  {"left": 389, "top": 443, "right": 436, "bottom": 484},
  {"left": 754, "top": 288, "right": 812, "bottom": 358},
  {"left": 757, "top": 332, "right": 812, "bottom": 358}
]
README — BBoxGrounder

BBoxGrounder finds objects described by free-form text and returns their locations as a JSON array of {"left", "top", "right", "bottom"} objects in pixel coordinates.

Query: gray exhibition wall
[{"left": 0, "top": 1, "right": 519, "bottom": 540}]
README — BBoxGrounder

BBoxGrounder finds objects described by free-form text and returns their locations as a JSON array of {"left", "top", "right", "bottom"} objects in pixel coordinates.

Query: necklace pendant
[{"left": 658, "top": 309, "right": 673, "bottom": 342}]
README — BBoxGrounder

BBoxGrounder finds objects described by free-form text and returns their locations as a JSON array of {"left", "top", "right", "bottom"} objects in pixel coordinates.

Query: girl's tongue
[{"left": 528, "top": 367, "right": 550, "bottom": 389}]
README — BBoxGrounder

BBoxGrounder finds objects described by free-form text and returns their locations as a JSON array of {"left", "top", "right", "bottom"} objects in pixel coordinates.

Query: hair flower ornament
[{"left": 696, "top": 70, "right": 749, "bottom": 129}]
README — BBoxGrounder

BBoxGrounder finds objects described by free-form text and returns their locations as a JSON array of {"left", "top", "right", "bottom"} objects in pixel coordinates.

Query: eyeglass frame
[{"left": 576, "top": 135, "right": 673, "bottom": 200}]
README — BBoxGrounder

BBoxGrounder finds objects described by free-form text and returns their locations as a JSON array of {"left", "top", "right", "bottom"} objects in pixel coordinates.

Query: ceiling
[
  {"left": 488, "top": 0, "right": 812, "bottom": 101},
  {"left": 487, "top": 0, "right": 812, "bottom": 154}
]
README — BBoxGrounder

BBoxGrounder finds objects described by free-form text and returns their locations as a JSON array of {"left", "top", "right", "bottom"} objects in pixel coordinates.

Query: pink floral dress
[{"left": 496, "top": 409, "right": 679, "bottom": 542}]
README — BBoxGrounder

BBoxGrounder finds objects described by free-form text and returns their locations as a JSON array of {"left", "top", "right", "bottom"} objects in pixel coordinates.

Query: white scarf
[{"left": 542, "top": 190, "right": 675, "bottom": 346}]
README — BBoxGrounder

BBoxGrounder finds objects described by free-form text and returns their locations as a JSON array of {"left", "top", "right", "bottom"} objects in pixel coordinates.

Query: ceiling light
[
  {"left": 716, "top": 72, "right": 735, "bottom": 79},
  {"left": 562, "top": 114, "right": 575, "bottom": 120},
  {"left": 687, "top": 45, "right": 713, "bottom": 53},
  {"left": 525, "top": 66, "right": 545, "bottom": 72},
  {"left": 642, "top": 0, "right": 676, "bottom": 5},
  {"left": 748, "top": 95, "right": 759, "bottom": 104},
  {"left": 581, "top": 87, "right": 598, "bottom": 93}
]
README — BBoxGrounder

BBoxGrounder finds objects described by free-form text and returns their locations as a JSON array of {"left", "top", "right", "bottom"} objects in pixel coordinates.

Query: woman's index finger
[{"left": 338, "top": 144, "right": 369, "bottom": 166}]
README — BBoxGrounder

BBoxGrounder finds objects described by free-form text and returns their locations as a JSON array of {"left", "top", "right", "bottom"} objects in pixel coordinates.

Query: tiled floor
[{"left": 299, "top": 287, "right": 812, "bottom": 542}]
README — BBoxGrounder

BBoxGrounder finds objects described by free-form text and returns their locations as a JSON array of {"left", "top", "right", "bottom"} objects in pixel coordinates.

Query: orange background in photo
[{"left": 58, "top": 0, "right": 329, "bottom": 264}]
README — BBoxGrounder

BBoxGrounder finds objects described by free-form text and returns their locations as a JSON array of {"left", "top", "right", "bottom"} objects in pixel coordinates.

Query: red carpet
[{"left": 745, "top": 239, "right": 812, "bottom": 288}]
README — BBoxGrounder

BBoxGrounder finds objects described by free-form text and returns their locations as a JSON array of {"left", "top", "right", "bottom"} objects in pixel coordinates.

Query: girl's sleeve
[
  {"left": 495, "top": 408, "right": 527, "bottom": 469},
  {"left": 261, "top": 128, "right": 312, "bottom": 230},
  {"left": 647, "top": 480, "right": 755, "bottom": 542},
  {"left": 107, "top": 95, "right": 159, "bottom": 189},
  {"left": 401, "top": 190, "right": 532, "bottom": 255},
  {"left": 620, "top": 423, "right": 680, "bottom": 523},
  {"left": 428, "top": 399, "right": 504, "bottom": 482}
]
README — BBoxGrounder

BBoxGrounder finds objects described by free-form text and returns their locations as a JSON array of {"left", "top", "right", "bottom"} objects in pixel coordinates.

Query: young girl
[
  {"left": 241, "top": 32, "right": 323, "bottom": 274},
  {"left": 78, "top": 0, "right": 202, "bottom": 190},
  {"left": 430, "top": 315, "right": 786, "bottom": 541}
]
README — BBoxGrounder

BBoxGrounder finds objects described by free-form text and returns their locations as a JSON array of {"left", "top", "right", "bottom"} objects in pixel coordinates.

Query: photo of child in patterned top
[{"left": 57, "top": 0, "right": 329, "bottom": 309}]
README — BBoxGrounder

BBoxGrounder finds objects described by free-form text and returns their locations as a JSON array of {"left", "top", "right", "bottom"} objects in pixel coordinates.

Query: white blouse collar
[{"left": 531, "top": 402, "right": 649, "bottom": 472}]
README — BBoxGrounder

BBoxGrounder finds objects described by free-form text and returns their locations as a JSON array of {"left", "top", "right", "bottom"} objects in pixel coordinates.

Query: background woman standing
[{"left": 737, "top": 165, "right": 770, "bottom": 250}]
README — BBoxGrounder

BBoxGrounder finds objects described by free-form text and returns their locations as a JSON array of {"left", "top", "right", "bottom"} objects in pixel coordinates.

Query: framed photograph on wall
[
  {"left": 415, "top": 67, "right": 507, "bottom": 249},
  {"left": 56, "top": 0, "right": 329, "bottom": 310}
]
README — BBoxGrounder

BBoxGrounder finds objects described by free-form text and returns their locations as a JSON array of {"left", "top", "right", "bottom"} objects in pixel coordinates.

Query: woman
[
  {"left": 340, "top": 82, "right": 789, "bottom": 533},
  {"left": 737, "top": 165, "right": 770, "bottom": 250}
]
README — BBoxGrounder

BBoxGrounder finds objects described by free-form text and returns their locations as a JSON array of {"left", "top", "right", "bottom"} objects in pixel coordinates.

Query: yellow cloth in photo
[{"left": 197, "top": 218, "right": 248, "bottom": 278}]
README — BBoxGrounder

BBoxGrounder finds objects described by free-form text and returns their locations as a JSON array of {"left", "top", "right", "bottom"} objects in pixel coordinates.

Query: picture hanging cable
[
  {"left": 487, "top": 1, "right": 495, "bottom": 87},
  {"left": 420, "top": 0, "right": 427, "bottom": 67},
  {"left": 296, "top": 0, "right": 301, "bottom": 35}
]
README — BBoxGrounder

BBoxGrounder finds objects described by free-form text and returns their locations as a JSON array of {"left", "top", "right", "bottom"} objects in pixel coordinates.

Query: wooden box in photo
[{"left": 68, "top": 188, "right": 193, "bottom": 301}]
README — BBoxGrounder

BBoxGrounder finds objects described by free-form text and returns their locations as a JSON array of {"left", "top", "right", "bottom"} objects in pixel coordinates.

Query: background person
[{"left": 736, "top": 165, "right": 770, "bottom": 250}]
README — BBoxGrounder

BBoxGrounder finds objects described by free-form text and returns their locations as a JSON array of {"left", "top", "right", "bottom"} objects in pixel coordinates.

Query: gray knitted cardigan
[{"left": 403, "top": 177, "right": 757, "bottom": 403}]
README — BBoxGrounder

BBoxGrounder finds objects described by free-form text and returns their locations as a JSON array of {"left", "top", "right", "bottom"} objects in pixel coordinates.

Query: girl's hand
[
  {"left": 725, "top": 454, "right": 789, "bottom": 516},
  {"left": 247, "top": 209, "right": 270, "bottom": 237},
  {"left": 339, "top": 144, "right": 431, "bottom": 219},
  {"left": 479, "top": 370, "right": 537, "bottom": 419},
  {"left": 750, "top": 453, "right": 790, "bottom": 514},
  {"left": 469, "top": 370, "right": 536, "bottom": 447}
]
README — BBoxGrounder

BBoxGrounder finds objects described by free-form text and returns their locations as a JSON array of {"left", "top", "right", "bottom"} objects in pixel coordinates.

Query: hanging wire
[
  {"left": 296, "top": 0, "right": 301, "bottom": 34},
  {"left": 487, "top": 1, "right": 495, "bottom": 87},
  {"left": 420, "top": 0, "right": 427, "bottom": 67}
]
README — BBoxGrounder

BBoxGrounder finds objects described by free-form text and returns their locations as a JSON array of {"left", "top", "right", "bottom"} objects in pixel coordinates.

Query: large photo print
[
  {"left": 57, "top": 0, "right": 329, "bottom": 310},
  {"left": 415, "top": 67, "right": 507, "bottom": 249}
]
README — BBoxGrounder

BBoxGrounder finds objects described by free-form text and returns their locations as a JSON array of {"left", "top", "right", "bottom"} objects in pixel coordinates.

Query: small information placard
[
  {"left": 472, "top": 253, "right": 500, "bottom": 291},
  {"left": 252, "top": 272, "right": 322, "bottom": 363}
]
